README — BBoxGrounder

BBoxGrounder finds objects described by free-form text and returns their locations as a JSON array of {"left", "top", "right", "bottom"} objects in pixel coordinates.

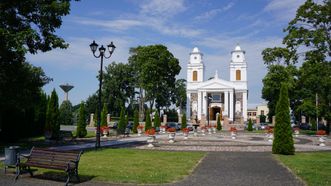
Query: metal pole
[
  {"left": 207, "top": 98, "right": 210, "bottom": 127},
  {"left": 316, "top": 93, "right": 318, "bottom": 131},
  {"left": 96, "top": 55, "right": 104, "bottom": 149}
]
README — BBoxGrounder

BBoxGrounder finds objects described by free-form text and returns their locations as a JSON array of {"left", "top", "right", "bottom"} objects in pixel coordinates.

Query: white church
[{"left": 186, "top": 45, "right": 248, "bottom": 123}]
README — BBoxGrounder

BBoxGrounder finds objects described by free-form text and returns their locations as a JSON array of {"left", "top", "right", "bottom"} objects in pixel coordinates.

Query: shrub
[
  {"left": 247, "top": 119, "right": 253, "bottom": 131},
  {"left": 117, "top": 107, "right": 126, "bottom": 134},
  {"left": 133, "top": 109, "right": 139, "bottom": 133},
  {"left": 272, "top": 83, "right": 295, "bottom": 155},
  {"left": 45, "top": 89, "right": 60, "bottom": 139},
  {"left": 59, "top": 100, "right": 73, "bottom": 126},
  {"left": 260, "top": 115, "right": 266, "bottom": 123},
  {"left": 154, "top": 112, "right": 161, "bottom": 129},
  {"left": 101, "top": 103, "right": 108, "bottom": 127},
  {"left": 76, "top": 102, "right": 87, "bottom": 138},
  {"left": 145, "top": 110, "right": 152, "bottom": 131},
  {"left": 217, "top": 113, "right": 222, "bottom": 131},
  {"left": 181, "top": 113, "right": 187, "bottom": 129}
]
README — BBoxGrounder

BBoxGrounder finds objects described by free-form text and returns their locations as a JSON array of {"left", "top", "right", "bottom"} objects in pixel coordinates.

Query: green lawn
[
  {"left": 275, "top": 152, "right": 331, "bottom": 186},
  {"left": 1, "top": 148, "right": 205, "bottom": 184},
  {"left": 72, "top": 130, "right": 96, "bottom": 138}
]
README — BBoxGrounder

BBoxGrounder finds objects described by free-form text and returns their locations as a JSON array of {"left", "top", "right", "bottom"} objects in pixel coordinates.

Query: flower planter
[
  {"left": 212, "top": 127, "right": 217, "bottom": 134},
  {"left": 231, "top": 131, "right": 237, "bottom": 139},
  {"left": 147, "top": 135, "right": 156, "bottom": 147},
  {"left": 137, "top": 128, "right": 142, "bottom": 136},
  {"left": 161, "top": 127, "right": 166, "bottom": 134},
  {"left": 208, "top": 128, "right": 212, "bottom": 135},
  {"left": 102, "top": 130, "right": 108, "bottom": 137},
  {"left": 294, "top": 130, "right": 299, "bottom": 137},
  {"left": 168, "top": 132, "right": 176, "bottom": 143},
  {"left": 267, "top": 133, "right": 273, "bottom": 142},
  {"left": 201, "top": 129, "right": 206, "bottom": 136},
  {"left": 319, "top": 136, "right": 326, "bottom": 147},
  {"left": 183, "top": 132, "right": 189, "bottom": 140}
]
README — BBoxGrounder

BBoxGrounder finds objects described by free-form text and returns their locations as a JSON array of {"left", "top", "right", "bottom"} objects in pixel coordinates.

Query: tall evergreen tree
[
  {"left": 117, "top": 107, "right": 126, "bottom": 134},
  {"left": 101, "top": 103, "right": 108, "bottom": 126},
  {"left": 59, "top": 100, "right": 73, "bottom": 125},
  {"left": 133, "top": 109, "right": 139, "bottom": 133},
  {"left": 181, "top": 113, "right": 187, "bottom": 129},
  {"left": 217, "top": 113, "right": 222, "bottom": 131},
  {"left": 76, "top": 102, "right": 87, "bottom": 138},
  {"left": 247, "top": 119, "right": 253, "bottom": 131},
  {"left": 45, "top": 89, "right": 60, "bottom": 139},
  {"left": 272, "top": 83, "right": 295, "bottom": 155},
  {"left": 154, "top": 112, "right": 161, "bottom": 129},
  {"left": 145, "top": 110, "right": 152, "bottom": 131}
]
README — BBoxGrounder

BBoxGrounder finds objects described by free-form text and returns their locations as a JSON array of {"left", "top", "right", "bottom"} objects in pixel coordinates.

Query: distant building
[
  {"left": 247, "top": 104, "right": 269, "bottom": 123},
  {"left": 186, "top": 45, "right": 248, "bottom": 122}
]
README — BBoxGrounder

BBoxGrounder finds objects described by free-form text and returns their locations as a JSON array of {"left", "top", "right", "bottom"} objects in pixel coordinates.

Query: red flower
[
  {"left": 101, "top": 126, "right": 110, "bottom": 133},
  {"left": 145, "top": 128, "right": 156, "bottom": 136},
  {"left": 137, "top": 125, "right": 144, "bottom": 129},
  {"left": 167, "top": 127, "right": 176, "bottom": 133},
  {"left": 182, "top": 128, "right": 190, "bottom": 133},
  {"left": 316, "top": 130, "right": 326, "bottom": 136},
  {"left": 230, "top": 127, "right": 237, "bottom": 132}
]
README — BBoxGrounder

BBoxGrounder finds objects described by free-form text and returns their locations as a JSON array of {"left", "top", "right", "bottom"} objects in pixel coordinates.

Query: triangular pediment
[{"left": 197, "top": 78, "right": 234, "bottom": 89}]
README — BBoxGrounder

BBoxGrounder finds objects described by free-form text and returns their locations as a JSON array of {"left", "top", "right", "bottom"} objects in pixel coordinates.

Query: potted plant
[
  {"left": 212, "top": 125, "right": 217, "bottom": 134},
  {"left": 207, "top": 125, "right": 212, "bottom": 135},
  {"left": 160, "top": 125, "right": 167, "bottom": 133},
  {"left": 137, "top": 125, "right": 144, "bottom": 136},
  {"left": 145, "top": 128, "right": 156, "bottom": 147},
  {"left": 266, "top": 126, "right": 273, "bottom": 142},
  {"left": 200, "top": 126, "right": 206, "bottom": 136},
  {"left": 167, "top": 127, "right": 176, "bottom": 143},
  {"left": 230, "top": 127, "right": 237, "bottom": 139},
  {"left": 182, "top": 128, "right": 190, "bottom": 140},
  {"left": 101, "top": 126, "right": 110, "bottom": 137},
  {"left": 316, "top": 130, "right": 326, "bottom": 146},
  {"left": 293, "top": 127, "right": 300, "bottom": 137}
]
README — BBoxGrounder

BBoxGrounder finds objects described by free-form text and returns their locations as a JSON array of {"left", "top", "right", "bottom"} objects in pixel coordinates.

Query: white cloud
[
  {"left": 264, "top": 0, "right": 305, "bottom": 21},
  {"left": 140, "top": 0, "right": 186, "bottom": 17},
  {"left": 73, "top": 17, "right": 146, "bottom": 31},
  {"left": 194, "top": 2, "right": 234, "bottom": 21}
]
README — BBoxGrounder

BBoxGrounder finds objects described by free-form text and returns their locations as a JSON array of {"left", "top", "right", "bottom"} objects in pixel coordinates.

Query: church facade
[{"left": 186, "top": 45, "right": 248, "bottom": 122}]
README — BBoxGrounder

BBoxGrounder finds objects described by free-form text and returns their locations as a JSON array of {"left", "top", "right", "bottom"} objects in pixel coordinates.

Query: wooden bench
[{"left": 15, "top": 147, "right": 83, "bottom": 185}]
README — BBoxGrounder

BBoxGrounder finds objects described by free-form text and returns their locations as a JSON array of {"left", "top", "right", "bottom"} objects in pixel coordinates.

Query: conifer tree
[
  {"left": 117, "top": 107, "right": 126, "bottom": 134},
  {"left": 76, "top": 102, "right": 87, "bottom": 138},
  {"left": 101, "top": 103, "right": 108, "bottom": 126},
  {"left": 133, "top": 109, "right": 139, "bottom": 133},
  {"left": 217, "top": 114, "right": 222, "bottom": 131},
  {"left": 145, "top": 110, "right": 152, "bottom": 131},
  {"left": 154, "top": 112, "right": 161, "bottom": 130},
  {"left": 181, "top": 113, "right": 187, "bottom": 129},
  {"left": 272, "top": 83, "right": 295, "bottom": 155},
  {"left": 45, "top": 89, "right": 60, "bottom": 139},
  {"left": 59, "top": 100, "right": 73, "bottom": 126},
  {"left": 247, "top": 119, "right": 253, "bottom": 131}
]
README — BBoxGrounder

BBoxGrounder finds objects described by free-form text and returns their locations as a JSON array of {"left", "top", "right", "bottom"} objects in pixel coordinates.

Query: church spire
[{"left": 214, "top": 70, "right": 219, "bottom": 79}]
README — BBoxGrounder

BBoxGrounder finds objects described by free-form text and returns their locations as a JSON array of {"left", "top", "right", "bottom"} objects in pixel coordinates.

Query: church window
[
  {"left": 193, "top": 71, "right": 198, "bottom": 81},
  {"left": 236, "top": 70, "right": 241, "bottom": 80}
]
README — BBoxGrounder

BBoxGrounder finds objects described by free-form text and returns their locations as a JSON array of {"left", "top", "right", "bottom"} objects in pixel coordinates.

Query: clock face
[
  {"left": 237, "top": 55, "right": 240, "bottom": 58},
  {"left": 194, "top": 56, "right": 197, "bottom": 60}
]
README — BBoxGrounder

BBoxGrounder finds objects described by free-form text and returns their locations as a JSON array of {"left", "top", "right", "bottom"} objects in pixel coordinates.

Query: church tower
[
  {"left": 230, "top": 44, "right": 247, "bottom": 82},
  {"left": 187, "top": 47, "right": 204, "bottom": 84}
]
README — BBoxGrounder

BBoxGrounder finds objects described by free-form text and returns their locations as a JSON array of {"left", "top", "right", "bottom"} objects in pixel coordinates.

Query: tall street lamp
[{"left": 89, "top": 40, "right": 116, "bottom": 149}]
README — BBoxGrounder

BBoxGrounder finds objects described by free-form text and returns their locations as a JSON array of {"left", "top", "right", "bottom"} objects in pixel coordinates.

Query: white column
[
  {"left": 224, "top": 91, "right": 228, "bottom": 116},
  {"left": 197, "top": 91, "right": 202, "bottom": 120},
  {"left": 202, "top": 91, "right": 207, "bottom": 116},
  {"left": 186, "top": 93, "right": 191, "bottom": 120},
  {"left": 243, "top": 91, "right": 248, "bottom": 122},
  {"left": 229, "top": 91, "right": 234, "bottom": 121}
]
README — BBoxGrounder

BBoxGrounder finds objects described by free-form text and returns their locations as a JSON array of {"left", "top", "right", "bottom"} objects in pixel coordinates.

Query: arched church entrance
[{"left": 210, "top": 106, "right": 221, "bottom": 120}]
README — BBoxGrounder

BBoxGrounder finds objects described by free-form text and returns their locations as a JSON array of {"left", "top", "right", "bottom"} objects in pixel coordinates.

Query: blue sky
[{"left": 27, "top": 0, "right": 305, "bottom": 108}]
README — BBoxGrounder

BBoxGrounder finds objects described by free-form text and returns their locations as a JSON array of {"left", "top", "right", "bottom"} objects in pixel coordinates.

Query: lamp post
[
  {"left": 205, "top": 96, "right": 213, "bottom": 127},
  {"left": 89, "top": 40, "right": 116, "bottom": 149}
]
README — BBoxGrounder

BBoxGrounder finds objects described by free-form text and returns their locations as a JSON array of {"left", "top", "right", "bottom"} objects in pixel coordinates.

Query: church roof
[
  {"left": 192, "top": 47, "right": 200, "bottom": 53},
  {"left": 234, "top": 44, "right": 241, "bottom": 51}
]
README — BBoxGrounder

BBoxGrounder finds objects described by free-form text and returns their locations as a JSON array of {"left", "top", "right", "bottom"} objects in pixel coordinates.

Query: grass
[
  {"left": 72, "top": 130, "right": 96, "bottom": 138},
  {"left": 1, "top": 148, "right": 204, "bottom": 184},
  {"left": 275, "top": 152, "right": 331, "bottom": 186}
]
